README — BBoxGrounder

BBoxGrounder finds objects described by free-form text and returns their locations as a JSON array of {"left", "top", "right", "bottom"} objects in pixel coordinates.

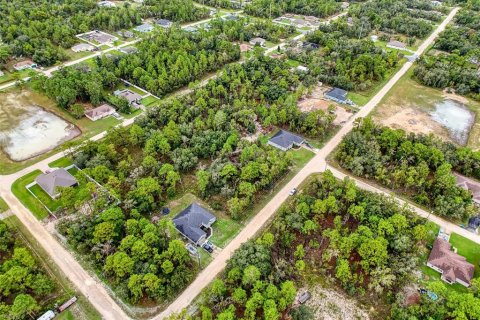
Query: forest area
[
  {"left": 0, "top": 0, "right": 208, "bottom": 67},
  {"left": 335, "top": 118, "right": 480, "bottom": 221},
  {"left": 0, "top": 220, "right": 57, "bottom": 319},
  {"left": 244, "top": 0, "right": 341, "bottom": 19},
  {"left": 174, "top": 172, "right": 480, "bottom": 320},
  {"left": 414, "top": 5, "right": 480, "bottom": 100},
  {"left": 51, "top": 56, "right": 336, "bottom": 305}
]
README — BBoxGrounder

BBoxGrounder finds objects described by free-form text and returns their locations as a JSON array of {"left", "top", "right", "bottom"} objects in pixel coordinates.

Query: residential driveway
[{"left": 0, "top": 7, "right": 462, "bottom": 320}]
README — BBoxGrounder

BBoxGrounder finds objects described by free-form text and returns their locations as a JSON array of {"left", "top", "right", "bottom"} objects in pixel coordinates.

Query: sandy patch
[
  {"left": 303, "top": 286, "right": 370, "bottom": 320},
  {"left": 442, "top": 89, "right": 469, "bottom": 104},
  {"left": 298, "top": 98, "right": 352, "bottom": 126},
  {"left": 376, "top": 107, "right": 446, "bottom": 136}
]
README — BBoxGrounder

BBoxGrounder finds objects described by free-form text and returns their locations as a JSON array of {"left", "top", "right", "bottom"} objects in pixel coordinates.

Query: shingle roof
[
  {"left": 388, "top": 40, "right": 406, "bottom": 49},
  {"left": 84, "top": 103, "right": 115, "bottom": 118},
  {"left": 119, "top": 46, "right": 138, "bottom": 54},
  {"left": 36, "top": 169, "right": 78, "bottom": 197},
  {"left": 325, "top": 87, "right": 348, "bottom": 102},
  {"left": 172, "top": 203, "right": 216, "bottom": 243},
  {"left": 114, "top": 89, "right": 142, "bottom": 104},
  {"left": 427, "top": 238, "right": 474, "bottom": 285},
  {"left": 156, "top": 19, "right": 172, "bottom": 27},
  {"left": 269, "top": 130, "right": 305, "bottom": 150},
  {"left": 455, "top": 173, "right": 480, "bottom": 204},
  {"left": 135, "top": 23, "right": 153, "bottom": 32}
]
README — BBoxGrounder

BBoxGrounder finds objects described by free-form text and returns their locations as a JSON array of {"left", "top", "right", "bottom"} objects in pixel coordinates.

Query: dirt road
[
  {"left": 0, "top": 7, "right": 462, "bottom": 320},
  {"left": 154, "top": 7, "right": 461, "bottom": 319}
]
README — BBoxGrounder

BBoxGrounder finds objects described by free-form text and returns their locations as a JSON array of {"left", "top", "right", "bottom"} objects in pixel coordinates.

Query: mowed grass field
[{"left": 372, "top": 69, "right": 480, "bottom": 149}]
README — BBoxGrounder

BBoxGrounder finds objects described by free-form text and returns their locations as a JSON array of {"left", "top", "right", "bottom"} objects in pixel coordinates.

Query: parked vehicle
[
  {"left": 289, "top": 188, "right": 297, "bottom": 196},
  {"left": 202, "top": 241, "right": 214, "bottom": 253}
]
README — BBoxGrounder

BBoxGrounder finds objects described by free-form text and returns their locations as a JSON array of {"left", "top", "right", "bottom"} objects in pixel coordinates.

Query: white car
[{"left": 289, "top": 188, "right": 297, "bottom": 196}]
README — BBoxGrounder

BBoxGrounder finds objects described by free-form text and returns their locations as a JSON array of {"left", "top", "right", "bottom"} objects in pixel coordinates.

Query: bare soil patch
[{"left": 303, "top": 286, "right": 370, "bottom": 320}]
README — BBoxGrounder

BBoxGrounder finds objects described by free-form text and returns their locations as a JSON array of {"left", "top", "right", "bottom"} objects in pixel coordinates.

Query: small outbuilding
[
  {"left": 84, "top": 103, "right": 116, "bottom": 121},
  {"left": 268, "top": 129, "right": 305, "bottom": 151},
  {"left": 172, "top": 203, "right": 217, "bottom": 246},
  {"left": 297, "top": 291, "right": 311, "bottom": 304},
  {"left": 35, "top": 168, "right": 78, "bottom": 199}
]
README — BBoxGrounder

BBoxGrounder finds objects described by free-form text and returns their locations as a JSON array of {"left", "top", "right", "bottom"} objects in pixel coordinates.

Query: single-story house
[
  {"left": 84, "top": 103, "right": 116, "bottom": 121},
  {"left": 13, "top": 59, "right": 37, "bottom": 71},
  {"left": 222, "top": 14, "right": 239, "bottom": 21},
  {"left": 172, "top": 203, "right": 217, "bottom": 245},
  {"left": 114, "top": 89, "right": 143, "bottom": 108},
  {"left": 387, "top": 40, "right": 407, "bottom": 50},
  {"left": 324, "top": 87, "right": 353, "bottom": 105},
  {"left": 118, "top": 30, "right": 135, "bottom": 38},
  {"left": 119, "top": 46, "right": 138, "bottom": 55},
  {"left": 98, "top": 0, "right": 116, "bottom": 7},
  {"left": 455, "top": 173, "right": 480, "bottom": 205},
  {"left": 239, "top": 43, "right": 252, "bottom": 52},
  {"left": 183, "top": 26, "right": 198, "bottom": 33},
  {"left": 35, "top": 168, "right": 78, "bottom": 199},
  {"left": 249, "top": 37, "right": 266, "bottom": 47},
  {"left": 468, "top": 216, "right": 480, "bottom": 234},
  {"left": 80, "top": 30, "right": 118, "bottom": 45},
  {"left": 156, "top": 19, "right": 173, "bottom": 28},
  {"left": 268, "top": 129, "right": 306, "bottom": 151},
  {"left": 427, "top": 237, "right": 475, "bottom": 287},
  {"left": 135, "top": 23, "right": 154, "bottom": 33},
  {"left": 71, "top": 43, "right": 96, "bottom": 53}
]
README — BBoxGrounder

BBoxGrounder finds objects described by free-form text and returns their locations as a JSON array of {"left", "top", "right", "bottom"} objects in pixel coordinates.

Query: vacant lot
[{"left": 373, "top": 70, "right": 480, "bottom": 148}]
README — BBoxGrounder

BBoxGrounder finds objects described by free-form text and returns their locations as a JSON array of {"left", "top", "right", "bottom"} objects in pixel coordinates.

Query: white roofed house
[
  {"left": 249, "top": 37, "right": 266, "bottom": 47},
  {"left": 71, "top": 43, "right": 96, "bottom": 53}
]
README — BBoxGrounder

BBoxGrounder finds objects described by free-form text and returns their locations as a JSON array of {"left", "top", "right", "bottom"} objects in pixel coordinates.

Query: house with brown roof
[
  {"left": 427, "top": 237, "right": 475, "bottom": 287},
  {"left": 84, "top": 103, "right": 116, "bottom": 121},
  {"left": 14, "top": 59, "right": 37, "bottom": 71},
  {"left": 455, "top": 173, "right": 480, "bottom": 205}
]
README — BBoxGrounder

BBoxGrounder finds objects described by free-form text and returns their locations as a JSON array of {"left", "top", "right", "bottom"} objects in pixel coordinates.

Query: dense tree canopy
[
  {"left": 0, "top": 221, "right": 56, "bottom": 319},
  {"left": 0, "top": 0, "right": 208, "bottom": 66},
  {"left": 244, "top": 0, "right": 341, "bottom": 18},
  {"left": 336, "top": 118, "right": 479, "bottom": 220}
]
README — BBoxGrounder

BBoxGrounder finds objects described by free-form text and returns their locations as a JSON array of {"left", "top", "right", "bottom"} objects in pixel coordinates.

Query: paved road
[
  {"left": 154, "top": 7, "right": 461, "bottom": 319},
  {"left": 0, "top": 7, "right": 463, "bottom": 320}
]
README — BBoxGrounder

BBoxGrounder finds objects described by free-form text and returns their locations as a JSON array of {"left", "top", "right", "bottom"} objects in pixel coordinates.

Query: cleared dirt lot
[
  {"left": 373, "top": 71, "right": 480, "bottom": 148},
  {"left": 298, "top": 85, "right": 353, "bottom": 126}
]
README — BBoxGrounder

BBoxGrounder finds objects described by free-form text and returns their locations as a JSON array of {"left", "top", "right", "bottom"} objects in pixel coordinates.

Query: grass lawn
[
  {"left": 3, "top": 216, "right": 101, "bottom": 320},
  {"left": 450, "top": 233, "right": 480, "bottom": 278},
  {"left": 0, "top": 197, "right": 8, "bottom": 212},
  {"left": 29, "top": 184, "right": 62, "bottom": 212},
  {"left": 141, "top": 95, "right": 160, "bottom": 107},
  {"left": 49, "top": 157, "right": 74, "bottom": 168},
  {"left": 117, "top": 82, "right": 147, "bottom": 95},
  {"left": 12, "top": 170, "right": 51, "bottom": 220}
]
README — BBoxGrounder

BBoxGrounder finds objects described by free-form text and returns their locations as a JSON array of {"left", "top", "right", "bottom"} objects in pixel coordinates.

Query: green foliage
[
  {"left": 244, "top": 0, "right": 341, "bottom": 18},
  {"left": 336, "top": 118, "right": 478, "bottom": 220},
  {"left": 0, "top": 221, "right": 55, "bottom": 320}
]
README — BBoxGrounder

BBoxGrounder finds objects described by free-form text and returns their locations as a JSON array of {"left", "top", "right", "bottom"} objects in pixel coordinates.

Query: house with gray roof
[
  {"left": 249, "top": 37, "right": 266, "bottom": 47},
  {"left": 268, "top": 129, "right": 305, "bottom": 151},
  {"left": 325, "top": 87, "right": 354, "bottom": 105},
  {"left": 387, "top": 40, "right": 407, "bottom": 50},
  {"left": 135, "top": 23, "right": 154, "bottom": 33},
  {"left": 119, "top": 46, "right": 138, "bottom": 55},
  {"left": 35, "top": 168, "right": 78, "bottom": 199},
  {"left": 156, "top": 19, "right": 173, "bottom": 28},
  {"left": 71, "top": 43, "right": 96, "bottom": 53},
  {"left": 172, "top": 203, "right": 216, "bottom": 245},
  {"left": 114, "top": 89, "right": 143, "bottom": 109}
]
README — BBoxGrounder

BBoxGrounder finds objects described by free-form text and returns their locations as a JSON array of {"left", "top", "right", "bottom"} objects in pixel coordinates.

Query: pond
[
  {"left": 430, "top": 99, "right": 475, "bottom": 145},
  {"left": 0, "top": 90, "right": 80, "bottom": 161}
]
